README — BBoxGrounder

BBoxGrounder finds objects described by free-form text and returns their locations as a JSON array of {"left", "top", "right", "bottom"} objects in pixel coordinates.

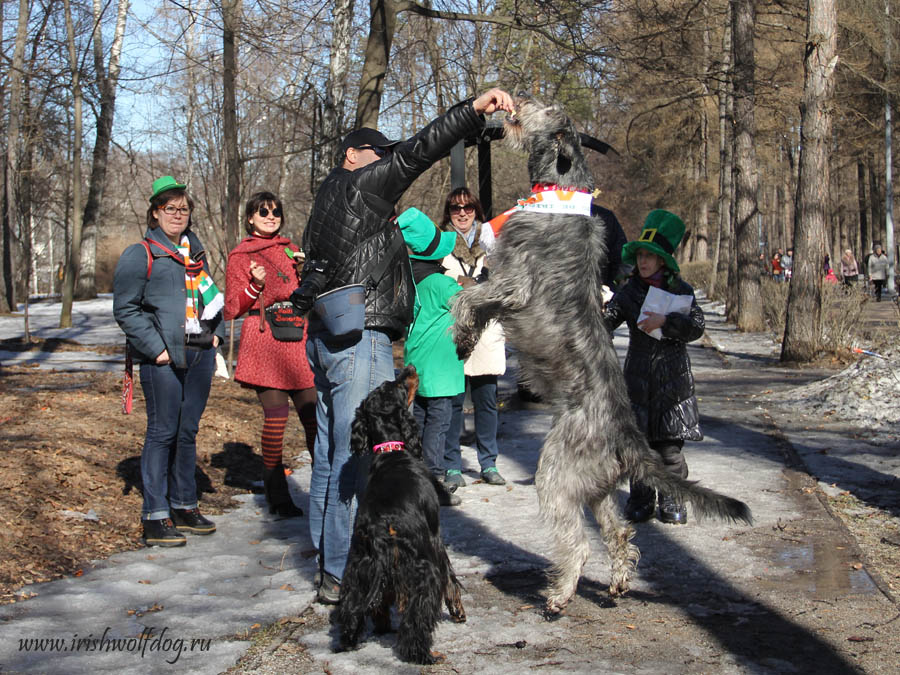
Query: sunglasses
[
  {"left": 449, "top": 204, "right": 475, "bottom": 214},
  {"left": 258, "top": 206, "right": 282, "bottom": 218},
  {"left": 356, "top": 145, "right": 389, "bottom": 158}
]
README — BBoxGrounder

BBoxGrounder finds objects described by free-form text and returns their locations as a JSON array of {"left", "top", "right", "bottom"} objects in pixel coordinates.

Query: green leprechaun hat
[
  {"left": 149, "top": 175, "right": 187, "bottom": 202},
  {"left": 397, "top": 207, "right": 457, "bottom": 261},
  {"left": 622, "top": 209, "right": 686, "bottom": 273}
]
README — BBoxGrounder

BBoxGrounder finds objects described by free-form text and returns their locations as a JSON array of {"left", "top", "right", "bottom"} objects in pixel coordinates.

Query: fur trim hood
[{"left": 441, "top": 220, "right": 485, "bottom": 265}]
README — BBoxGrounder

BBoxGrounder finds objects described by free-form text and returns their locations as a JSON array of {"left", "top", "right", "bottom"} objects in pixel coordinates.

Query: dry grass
[{"left": 680, "top": 261, "right": 883, "bottom": 361}]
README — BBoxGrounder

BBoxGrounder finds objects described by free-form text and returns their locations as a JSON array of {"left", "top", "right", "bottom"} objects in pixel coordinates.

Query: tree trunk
[
  {"left": 222, "top": 0, "right": 242, "bottom": 253},
  {"left": 319, "top": 0, "right": 355, "bottom": 185},
  {"left": 76, "top": 0, "right": 128, "bottom": 299},
  {"left": 731, "top": 0, "right": 765, "bottom": 331},
  {"left": 2, "top": 0, "right": 29, "bottom": 313},
  {"left": 356, "top": 0, "right": 399, "bottom": 129},
  {"left": 709, "top": 10, "right": 733, "bottom": 301},
  {"left": 858, "top": 160, "right": 869, "bottom": 257},
  {"left": 868, "top": 151, "right": 882, "bottom": 252},
  {"left": 782, "top": 0, "right": 836, "bottom": 362},
  {"left": 60, "top": 0, "right": 84, "bottom": 329}
]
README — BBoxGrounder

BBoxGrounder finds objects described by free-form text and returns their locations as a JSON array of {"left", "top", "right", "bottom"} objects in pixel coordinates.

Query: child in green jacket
[{"left": 398, "top": 208, "right": 465, "bottom": 490}]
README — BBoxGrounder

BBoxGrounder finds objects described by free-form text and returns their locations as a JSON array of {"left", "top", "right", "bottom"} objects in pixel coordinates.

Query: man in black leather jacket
[{"left": 301, "top": 88, "right": 514, "bottom": 605}]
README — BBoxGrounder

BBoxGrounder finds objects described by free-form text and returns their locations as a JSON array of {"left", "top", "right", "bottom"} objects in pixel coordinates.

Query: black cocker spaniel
[{"left": 337, "top": 365, "right": 466, "bottom": 664}]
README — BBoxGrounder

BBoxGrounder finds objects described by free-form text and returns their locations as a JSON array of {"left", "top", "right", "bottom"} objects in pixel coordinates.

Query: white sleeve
[{"left": 479, "top": 225, "right": 496, "bottom": 255}]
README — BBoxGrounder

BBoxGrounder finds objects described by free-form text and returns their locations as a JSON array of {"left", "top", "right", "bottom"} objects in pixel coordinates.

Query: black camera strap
[{"left": 361, "top": 227, "right": 405, "bottom": 292}]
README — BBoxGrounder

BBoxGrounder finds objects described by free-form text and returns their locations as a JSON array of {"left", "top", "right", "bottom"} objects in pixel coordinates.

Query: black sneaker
[
  {"left": 658, "top": 495, "right": 687, "bottom": 525},
  {"left": 317, "top": 572, "right": 341, "bottom": 605},
  {"left": 480, "top": 467, "right": 507, "bottom": 485},
  {"left": 444, "top": 470, "right": 466, "bottom": 491},
  {"left": 142, "top": 518, "right": 186, "bottom": 547},
  {"left": 170, "top": 508, "right": 216, "bottom": 535}
]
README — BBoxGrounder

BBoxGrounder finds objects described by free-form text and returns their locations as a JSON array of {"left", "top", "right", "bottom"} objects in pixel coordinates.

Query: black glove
[
  {"left": 475, "top": 267, "right": 490, "bottom": 284},
  {"left": 290, "top": 259, "right": 330, "bottom": 316}
]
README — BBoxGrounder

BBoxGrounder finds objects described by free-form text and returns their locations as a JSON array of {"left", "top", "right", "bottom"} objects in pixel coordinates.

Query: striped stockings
[{"left": 257, "top": 388, "right": 317, "bottom": 468}]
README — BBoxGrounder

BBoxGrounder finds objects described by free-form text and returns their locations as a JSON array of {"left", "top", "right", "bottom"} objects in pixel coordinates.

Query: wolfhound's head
[{"left": 503, "top": 93, "right": 594, "bottom": 192}]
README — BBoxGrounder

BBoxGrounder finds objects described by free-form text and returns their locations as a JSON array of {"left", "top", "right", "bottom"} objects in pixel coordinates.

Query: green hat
[
  {"left": 622, "top": 209, "right": 686, "bottom": 273},
  {"left": 149, "top": 176, "right": 187, "bottom": 202},
  {"left": 397, "top": 208, "right": 457, "bottom": 261}
]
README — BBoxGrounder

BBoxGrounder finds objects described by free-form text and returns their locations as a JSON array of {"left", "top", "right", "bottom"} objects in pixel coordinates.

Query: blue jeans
[
  {"left": 444, "top": 375, "right": 500, "bottom": 473},
  {"left": 413, "top": 395, "right": 453, "bottom": 478},
  {"left": 139, "top": 346, "right": 215, "bottom": 520},
  {"left": 306, "top": 328, "right": 394, "bottom": 581}
]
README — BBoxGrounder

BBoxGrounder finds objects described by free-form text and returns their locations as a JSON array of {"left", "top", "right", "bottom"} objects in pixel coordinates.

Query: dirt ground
[{"left": 0, "top": 337, "right": 306, "bottom": 605}]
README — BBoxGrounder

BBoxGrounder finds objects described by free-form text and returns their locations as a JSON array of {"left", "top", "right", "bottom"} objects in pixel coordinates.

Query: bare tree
[
  {"left": 782, "top": 0, "right": 837, "bottom": 361},
  {"left": 318, "top": 0, "right": 355, "bottom": 185},
  {"left": 354, "top": 0, "right": 580, "bottom": 128},
  {"left": 731, "top": 0, "right": 766, "bottom": 331},
  {"left": 59, "top": 0, "right": 85, "bottom": 329},
  {"left": 75, "top": 0, "right": 129, "bottom": 299},
  {"left": 2, "top": 0, "right": 30, "bottom": 313},
  {"left": 709, "top": 7, "right": 733, "bottom": 300},
  {"left": 222, "top": 0, "right": 242, "bottom": 253}
]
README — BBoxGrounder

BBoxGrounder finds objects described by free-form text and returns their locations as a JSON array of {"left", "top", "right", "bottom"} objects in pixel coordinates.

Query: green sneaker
[{"left": 480, "top": 467, "right": 507, "bottom": 485}]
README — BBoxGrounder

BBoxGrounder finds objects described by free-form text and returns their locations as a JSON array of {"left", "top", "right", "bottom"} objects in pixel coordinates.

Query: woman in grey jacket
[
  {"left": 113, "top": 176, "right": 225, "bottom": 547},
  {"left": 868, "top": 245, "right": 889, "bottom": 301}
]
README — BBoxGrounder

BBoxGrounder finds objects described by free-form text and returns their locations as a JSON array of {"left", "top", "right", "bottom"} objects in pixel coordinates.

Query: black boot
[
  {"left": 658, "top": 495, "right": 688, "bottom": 524},
  {"left": 142, "top": 518, "right": 186, "bottom": 547},
  {"left": 263, "top": 464, "right": 304, "bottom": 517},
  {"left": 625, "top": 482, "right": 656, "bottom": 523}
]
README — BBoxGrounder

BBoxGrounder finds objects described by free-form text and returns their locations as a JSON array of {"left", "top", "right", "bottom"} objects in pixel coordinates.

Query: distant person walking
[
  {"left": 113, "top": 176, "right": 224, "bottom": 547},
  {"left": 771, "top": 251, "right": 783, "bottom": 282},
  {"left": 840, "top": 249, "right": 859, "bottom": 288},
  {"left": 868, "top": 245, "right": 889, "bottom": 302},
  {"left": 224, "top": 191, "right": 315, "bottom": 518},
  {"left": 781, "top": 248, "right": 793, "bottom": 280}
]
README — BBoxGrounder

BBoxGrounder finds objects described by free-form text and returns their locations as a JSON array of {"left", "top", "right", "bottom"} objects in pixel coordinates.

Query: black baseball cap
[{"left": 340, "top": 127, "right": 400, "bottom": 153}]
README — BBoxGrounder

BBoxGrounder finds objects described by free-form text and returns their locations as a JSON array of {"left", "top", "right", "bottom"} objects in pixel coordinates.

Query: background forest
[{"left": 0, "top": 0, "right": 891, "bottom": 360}]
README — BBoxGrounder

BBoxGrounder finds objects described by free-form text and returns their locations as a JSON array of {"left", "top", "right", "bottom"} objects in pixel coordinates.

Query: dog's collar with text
[
  {"left": 373, "top": 441, "right": 405, "bottom": 454},
  {"left": 486, "top": 185, "right": 594, "bottom": 233}
]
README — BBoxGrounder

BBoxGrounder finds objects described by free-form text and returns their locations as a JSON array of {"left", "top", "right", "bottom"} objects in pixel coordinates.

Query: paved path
[{"left": 0, "top": 297, "right": 898, "bottom": 673}]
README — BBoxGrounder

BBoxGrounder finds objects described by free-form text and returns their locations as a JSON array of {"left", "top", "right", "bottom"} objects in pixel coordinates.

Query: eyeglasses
[
  {"left": 449, "top": 204, "right": 475, "bottom": 215},
  {"left": 258, "top": 206, "right": 282, "bottom": 218},
  {"left": 161, "top": 205, "right": 191, "bottom": 216},
  {"left": 356, "top": 145, "right": 389, "bottom": 158}
]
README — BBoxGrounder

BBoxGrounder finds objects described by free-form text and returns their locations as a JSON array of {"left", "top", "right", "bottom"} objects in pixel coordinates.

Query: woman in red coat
[{"left": 224, "top": 191, "right": 315, "bottom": 517}]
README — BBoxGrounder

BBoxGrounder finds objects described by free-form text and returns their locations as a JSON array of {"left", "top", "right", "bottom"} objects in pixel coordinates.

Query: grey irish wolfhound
[{"left": 452, "top": 95, "right": 752, "bottom": 616}]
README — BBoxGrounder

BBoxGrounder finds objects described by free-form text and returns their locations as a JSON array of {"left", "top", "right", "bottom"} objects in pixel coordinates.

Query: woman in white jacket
[{"left": 440, "top": 187, "right": 507, "bottom": 487}]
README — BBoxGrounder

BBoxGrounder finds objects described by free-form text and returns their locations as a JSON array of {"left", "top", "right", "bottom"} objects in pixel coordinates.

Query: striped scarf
[{"left": 176, "top": 235, "right": 223, "bottom": 334}]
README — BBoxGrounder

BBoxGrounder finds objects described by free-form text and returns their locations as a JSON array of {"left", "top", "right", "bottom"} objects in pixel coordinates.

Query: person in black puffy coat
[{"left": 602, "top": 210, "right": 704, "bottom": 525}]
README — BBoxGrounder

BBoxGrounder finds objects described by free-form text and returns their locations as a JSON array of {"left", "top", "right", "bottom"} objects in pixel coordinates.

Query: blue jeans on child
[
  {"left": 139, "top": 346, "right": 215, "bottom": 520},
  {"left": 444, "top": 375, "right": 500, "bottom": 473},
  {"left": 306, "top": 327, "right": 394, "bottom": 582},
  {"left": 413, "top": 395, "right": 453, "bottom": 478}
]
